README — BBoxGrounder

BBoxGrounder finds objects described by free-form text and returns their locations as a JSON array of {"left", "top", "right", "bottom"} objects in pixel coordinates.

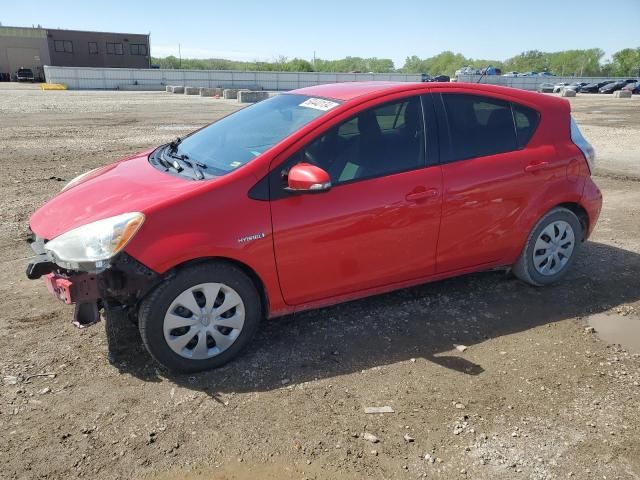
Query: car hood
[{"left": 29, "top": 149, "right": 203, "bottom": 240}]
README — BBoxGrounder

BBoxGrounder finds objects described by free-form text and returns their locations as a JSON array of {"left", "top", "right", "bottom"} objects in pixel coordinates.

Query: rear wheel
[
  {"left": 139, "top": 262, "right": 261, "bottom": 372},
  {"left": 513, "top": 208, "right": 583, "bottom": 286}
]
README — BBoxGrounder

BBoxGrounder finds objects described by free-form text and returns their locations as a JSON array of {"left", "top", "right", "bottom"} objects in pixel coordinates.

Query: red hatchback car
[{"left": 26, "top": 82, "right": 602, "bottom": 372}]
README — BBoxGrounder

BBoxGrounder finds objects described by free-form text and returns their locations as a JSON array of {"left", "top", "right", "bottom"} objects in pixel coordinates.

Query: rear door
[
  {"left": 432, "top": 90, "right": 552, "bottom": 273},
  {"left": 270, "top": 95, "right": 443, "bottom": 305}
]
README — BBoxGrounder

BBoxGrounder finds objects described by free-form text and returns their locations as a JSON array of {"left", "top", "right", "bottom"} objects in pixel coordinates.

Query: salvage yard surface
[{"left": 0, "top": 83, "right": 639, "bottom": 480}]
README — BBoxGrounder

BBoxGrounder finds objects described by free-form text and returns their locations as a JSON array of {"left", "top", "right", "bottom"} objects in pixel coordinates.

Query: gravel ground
[{"left": 0, "top": 84, "right": 638, "bottom": 480}]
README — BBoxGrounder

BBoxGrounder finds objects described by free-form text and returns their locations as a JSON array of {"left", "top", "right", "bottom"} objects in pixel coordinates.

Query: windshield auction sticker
[{"left": 299, "top": 98, "right": 340, "bottom": 111}]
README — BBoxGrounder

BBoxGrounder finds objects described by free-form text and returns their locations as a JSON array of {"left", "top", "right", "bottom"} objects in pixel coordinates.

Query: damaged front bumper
[{"left": 26, "top": 234, "right": 159, "bottom": 325}]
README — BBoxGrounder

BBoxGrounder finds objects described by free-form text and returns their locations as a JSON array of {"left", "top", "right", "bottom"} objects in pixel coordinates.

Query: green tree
[
  {"left": 401, "top": 52, "right": 502, "bottom": 76},
  {"left": 151, "top": 47, "right": 637, "bottom": 77},
  {"left": 285, "top": 58, "right": 314, "bottom": 72},
  {"left": 610, "top": 48, "right": 640, "bottom": 76},
  {"left": 515, "top": 49, "right": 606, "bottom": 76}
]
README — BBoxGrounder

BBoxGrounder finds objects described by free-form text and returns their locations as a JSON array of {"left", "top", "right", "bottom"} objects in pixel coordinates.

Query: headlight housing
[{"left": 44, "top": 212, "right": 145, "bottom": 270}]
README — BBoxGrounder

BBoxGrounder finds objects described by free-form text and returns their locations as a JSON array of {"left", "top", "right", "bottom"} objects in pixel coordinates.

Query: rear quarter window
[{"left": 512, "top": 103, "right": 540, "bottom": 148}]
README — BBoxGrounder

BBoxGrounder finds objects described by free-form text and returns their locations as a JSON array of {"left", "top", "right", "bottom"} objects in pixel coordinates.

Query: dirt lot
[{"left": 0, "top": 84, "right": 639, "bottom": 480}]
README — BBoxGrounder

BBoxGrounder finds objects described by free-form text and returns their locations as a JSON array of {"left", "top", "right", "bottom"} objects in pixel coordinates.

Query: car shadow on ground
[{"left": 110, "top": 241, "right": 640, "bottom": 394}]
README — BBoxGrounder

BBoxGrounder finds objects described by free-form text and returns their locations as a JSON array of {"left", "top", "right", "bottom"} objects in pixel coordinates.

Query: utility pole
[
  {"left": 313, "top": 51, "right": 316, "bottom": 69},
  {"left": 179, "top": 43, "right": 182, "bottom": 69}
]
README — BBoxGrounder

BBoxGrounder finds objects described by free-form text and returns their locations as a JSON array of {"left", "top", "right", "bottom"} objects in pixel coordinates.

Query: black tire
[
  {"left": 138, "top": 262, "right": 262, "bottom": 373},
  {"left": 513, "top": 207, "right": 583, "bottom": 286}
]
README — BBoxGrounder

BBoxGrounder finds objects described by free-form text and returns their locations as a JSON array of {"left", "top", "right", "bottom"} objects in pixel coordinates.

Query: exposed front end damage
[{"left": 26, "top": 233, "right": 159, "bottom": 328}]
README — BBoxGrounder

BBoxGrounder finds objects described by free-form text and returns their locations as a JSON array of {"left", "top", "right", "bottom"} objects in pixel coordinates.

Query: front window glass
[
  {"left": 175, "top": 94, "right": 339, "bottom": 175},
  {"left": 288, "top": 96, "right": 425, "bottom": 185}
]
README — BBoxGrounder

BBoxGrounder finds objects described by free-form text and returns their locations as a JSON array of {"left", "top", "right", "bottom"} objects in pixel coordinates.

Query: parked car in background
[
  {"left": 599, "top": 79, "right": 637, "bottom": 94},
  {"left": 537, "top": 83, "right": 555, "bottom": 93},
  {"left": 552, "top": 82, "right": 586, "bottom": 93},
  {"left": 520, "top": 71, "right": 539, "bottom": 77},
  {"left": 563, "top": 82, "right": 588, "bottom": 93},
  {"left": 552, "top": 82, "right": 571, "bottom": 93},
  {"left": 429, "top": 75, "right": 451, "bottom": 82},
  {"left": 481, "top": 66, "right": 502, "bottom": 75},
  {"left": 621, "top": 81, "right": 640, "bottom": 94},
  {"left": 502, "top": 71, "right": 520, "bottom": 77},
  {"left": 538, "top": 72, "right": 555, "bottom": 77},
  {"left": 26, "top": 82, "right": 602, "bottom": 372},
  {"left": 580, "top": 81, "right": 614, "bottom": 93},
  {"left": 15, "top": 68, "right": 35, "bottom": 82},
  {"left": 455, "top": 66, "right": 480, "bottom": 76}
]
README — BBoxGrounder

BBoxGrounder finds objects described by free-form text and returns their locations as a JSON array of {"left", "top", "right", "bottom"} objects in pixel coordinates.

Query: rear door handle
[
  {"left": 525, "top": 161, "right": 550, "bottom": 173},
  {"left": 405, "top": 188, "right": 439, "bottom": 202}
]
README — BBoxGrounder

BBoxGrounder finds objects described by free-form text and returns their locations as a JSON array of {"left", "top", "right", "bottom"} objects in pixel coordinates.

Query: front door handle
[
  {"left": 405, "top": 188, "right": 439, "bottom": 202},
  {"left": 525, "top": 161, "right": 550, "bottom": 173}
]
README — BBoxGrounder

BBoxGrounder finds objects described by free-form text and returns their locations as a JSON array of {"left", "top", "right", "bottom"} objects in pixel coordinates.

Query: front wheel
[
  {"left": 513, "top": 207, "right": 583, "bottom": 286},
  {"left": 138, "top": 262, "right": 261, "bottom": 372}
]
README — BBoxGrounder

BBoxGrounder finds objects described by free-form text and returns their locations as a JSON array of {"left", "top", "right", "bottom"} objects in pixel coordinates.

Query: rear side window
[
  {"left": 441, "top": 94, "right": 517, "bottom": 161},
  {"left": 512, "top": 103, "right": 540, "bottom": 148},
  {"left": 438, "top": 94, "right": 540, "bottom": 162}
]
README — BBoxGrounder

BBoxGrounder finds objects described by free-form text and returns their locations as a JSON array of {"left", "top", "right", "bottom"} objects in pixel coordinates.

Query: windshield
[{"left": 174, "top": 94, "right": 340, "bottom": 175}]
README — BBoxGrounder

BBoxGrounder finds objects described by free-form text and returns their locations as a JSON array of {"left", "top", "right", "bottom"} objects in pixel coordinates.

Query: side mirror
[{"left": 286, "top": 163, "right": 332, "bottom": 193}]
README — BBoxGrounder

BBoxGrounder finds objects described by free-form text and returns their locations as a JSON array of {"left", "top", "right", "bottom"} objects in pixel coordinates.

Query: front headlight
[{"left": 44, "top": 212, "right": 145, "bottom": 266}]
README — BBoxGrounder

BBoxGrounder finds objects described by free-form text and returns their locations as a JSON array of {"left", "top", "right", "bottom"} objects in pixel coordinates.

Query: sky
[{"left": 1, "top": 0, "right": 638, "bottom": 67}]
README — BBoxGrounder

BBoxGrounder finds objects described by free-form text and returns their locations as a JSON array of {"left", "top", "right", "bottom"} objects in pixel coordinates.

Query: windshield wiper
[
  {"left": 164, "top": 146, "right": 205, "bottom": 180},
  {"left": 155, "top": 147, "right": 181, "bottom": 172}
]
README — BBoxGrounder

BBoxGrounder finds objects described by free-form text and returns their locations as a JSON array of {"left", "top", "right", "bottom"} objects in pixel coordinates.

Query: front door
[{"left": 270, "top": 96, "right": 443, "bottom": 305}]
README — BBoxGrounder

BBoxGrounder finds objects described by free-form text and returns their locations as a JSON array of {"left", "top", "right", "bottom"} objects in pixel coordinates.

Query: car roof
[
  {"left": 292, "top": 81, "right": 413, "bottom": 101},
  {"left": 290, "top": 81, "right": 565, "bottom": 108}
]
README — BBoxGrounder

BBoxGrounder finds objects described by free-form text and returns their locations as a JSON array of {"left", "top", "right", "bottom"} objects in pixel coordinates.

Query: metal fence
[
  {"left": 456, "top": 74, "right": 636, "bottom": 91},
  {"left": 43, "top": 65, "right": 424, "bottom": 90}
]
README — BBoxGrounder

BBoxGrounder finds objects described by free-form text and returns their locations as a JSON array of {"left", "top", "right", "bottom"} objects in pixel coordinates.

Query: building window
[
  {"left": 88, "top": 42, "right": 98, "bottom": 54},
  {"left": 106, "top": 42, "right": 124, "bottom": 55},
  {"left": 54, "top": 40, "right": 73, "bottom": 53},
  {"left": 130, "top": 43, "right": 148, "bottom": 56}
]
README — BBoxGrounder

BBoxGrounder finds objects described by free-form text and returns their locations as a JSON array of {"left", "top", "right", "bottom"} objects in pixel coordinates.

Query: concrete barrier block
[
  {"left": 223, "top": 88, "right": 250, "bottom": 99},
  {"left": 166, "top": 85, "right": 172, "bottom": 92},
  {"left": 614, "top": 90, "right": 632, "bottom": 98},
  {"left": 559, "top": 88, "right": 576, "bottom": 97},
  {"left": 214, "top": 87, "right": 225, "bottom": 96},
  {"left": 199, "top": 87, "right": 216, "bottom": 97},
  {"left": 238, "top": 90, "right": 270, "bottom": 103},
  {"left": 184, "top": 87, "right": 200, "bottom": 95},
  {"left": 222, "top": 88, "right": 239, "bottom": 99},
  {"left": 170, "top": 86, "right": 185, "bottom": 94}
]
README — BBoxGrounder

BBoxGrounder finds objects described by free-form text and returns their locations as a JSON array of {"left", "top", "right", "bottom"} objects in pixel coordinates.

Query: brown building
[
  {"left": 46, "top": 28, "right": 150, "bottom": 69},
  {"left": 0, "top": 25, "right": 150, "bottom": 80}
]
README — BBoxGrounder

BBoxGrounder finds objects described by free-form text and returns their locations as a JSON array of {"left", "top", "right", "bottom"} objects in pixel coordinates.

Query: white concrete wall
[{"left": 44, "top": 65, "right": 424, "bottom": 90}]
